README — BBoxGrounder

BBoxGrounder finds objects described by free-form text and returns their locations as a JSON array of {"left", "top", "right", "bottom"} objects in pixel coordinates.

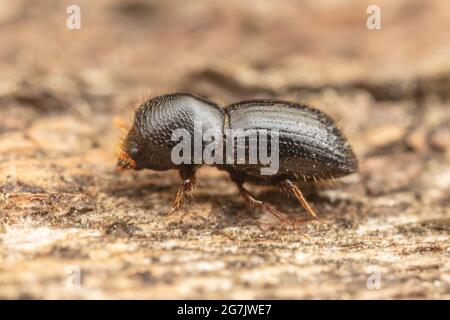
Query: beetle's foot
[
  {"left": 166, "top": 176, "right": 198, "bottom": 216},
  {"left": 280, "top": 179, "right": 325, "bottom": 223}
]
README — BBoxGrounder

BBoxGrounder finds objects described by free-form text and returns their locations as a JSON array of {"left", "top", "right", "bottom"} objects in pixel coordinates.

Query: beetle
[{"left": 117, "top": 93, "right": 358, "bottom": 225}]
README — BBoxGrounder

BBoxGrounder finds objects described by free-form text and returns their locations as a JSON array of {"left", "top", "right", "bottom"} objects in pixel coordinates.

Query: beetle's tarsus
[{"left": 280, "top": 179, "right": 324, "bottom": 223}]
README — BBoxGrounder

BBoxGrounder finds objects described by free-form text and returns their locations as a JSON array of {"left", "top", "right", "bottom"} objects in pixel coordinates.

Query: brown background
[{"left": 0, "top": 0, "right": 449, "bottom": 299}]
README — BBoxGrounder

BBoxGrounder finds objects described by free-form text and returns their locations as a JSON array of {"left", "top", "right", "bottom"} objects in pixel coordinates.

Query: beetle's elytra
[{"left": 117, "top": 93, "right": 358, "bottom": 225}]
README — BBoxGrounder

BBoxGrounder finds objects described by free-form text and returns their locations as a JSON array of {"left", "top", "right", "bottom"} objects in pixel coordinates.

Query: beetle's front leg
[{"left": 166, "top": 167, "right": 198, "bottom": 215}]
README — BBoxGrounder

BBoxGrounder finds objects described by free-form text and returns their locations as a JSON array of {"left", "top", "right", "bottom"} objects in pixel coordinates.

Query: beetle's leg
[
  {"left": 280, "top": 179, "right": 323, "bottom": 222},
  {"left": 166, "top": 167, "right": 198, "bottom": 216},
  {"left": 231, "top": 181, "right": 294, "bottom": 226}
]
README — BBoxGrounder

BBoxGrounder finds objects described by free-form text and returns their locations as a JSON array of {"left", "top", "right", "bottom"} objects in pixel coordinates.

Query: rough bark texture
[{"left": 0, "top": 0, "right": 449, "bottom": 299}]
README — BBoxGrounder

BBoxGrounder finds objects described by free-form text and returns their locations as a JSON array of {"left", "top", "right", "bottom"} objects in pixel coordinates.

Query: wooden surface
[{"left": 0, "top": 0, "right": 449, "bottom": 299}]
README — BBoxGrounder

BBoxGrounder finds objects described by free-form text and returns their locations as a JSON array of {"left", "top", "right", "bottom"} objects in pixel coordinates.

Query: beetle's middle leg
[
  {"left": 166, "top": 166, "right": 199, "bottom": 215},
  {"left": 228, "top": 173, "right": 293, "bottom": 226},
  {"left": 237, "top": 184, "right": 295, "bottom": 226},
  {"left": 279, "top": 179, "right": 323, "bottom": 222}
]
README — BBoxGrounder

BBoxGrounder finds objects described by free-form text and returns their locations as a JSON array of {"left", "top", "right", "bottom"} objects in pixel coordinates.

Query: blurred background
[
  {"left": 2, "top": 0, "right": 449, "bottom": 98},
  {"left": 0, "top": 0, "right": 449, "bottom": 299}
]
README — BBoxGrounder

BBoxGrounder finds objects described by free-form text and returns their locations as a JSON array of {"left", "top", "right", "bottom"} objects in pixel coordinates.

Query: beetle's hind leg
[
  {"left": 166, "top": 167, "right": 199, "bottom": 216},
  {"left": 279, "top": 179, "right": 323, "bottom": 222}
]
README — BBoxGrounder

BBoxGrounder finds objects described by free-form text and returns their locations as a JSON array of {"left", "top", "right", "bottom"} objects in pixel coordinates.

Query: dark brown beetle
[{"left": 117, "top": 93, "right": 358, "bottom": 225}]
